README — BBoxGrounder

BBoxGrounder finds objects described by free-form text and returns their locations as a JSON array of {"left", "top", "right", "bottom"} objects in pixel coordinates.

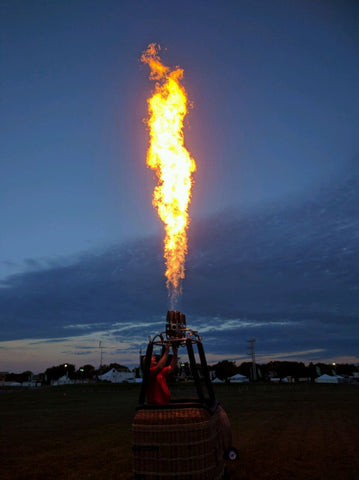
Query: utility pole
[
  {"left": 247, "top": 338, "right": 257, "bottom": 381},
  {"left": 99, "top": 341, "right": 104, "bottom": 368}
]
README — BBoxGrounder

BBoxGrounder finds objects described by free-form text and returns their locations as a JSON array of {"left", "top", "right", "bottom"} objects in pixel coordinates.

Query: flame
[{"left": 141, "top": 43, "right": 196, "bottom": 305}]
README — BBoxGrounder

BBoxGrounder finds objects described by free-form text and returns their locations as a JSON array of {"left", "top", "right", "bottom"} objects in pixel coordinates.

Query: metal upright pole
[
  {"left": 186, "top": 338, "right": 204, "bottom": 403},
  {"left": 99, "top": 341, "right": 103, "bottom": 368},
  {"left": 139, "top": 341, "right": 154, "bottom": 405},
  {"left": 197, "top": 341, "right": 216, "bottom": 407}
]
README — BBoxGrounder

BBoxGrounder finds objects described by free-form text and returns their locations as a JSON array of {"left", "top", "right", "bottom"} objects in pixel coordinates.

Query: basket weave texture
[{"left": 133, "top": 405, "right": 227, "bottom": 480}]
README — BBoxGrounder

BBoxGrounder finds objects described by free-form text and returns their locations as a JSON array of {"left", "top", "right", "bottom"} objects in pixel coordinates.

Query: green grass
[{"left": 0, "top": 383, "right": 358, "bottom": 479}]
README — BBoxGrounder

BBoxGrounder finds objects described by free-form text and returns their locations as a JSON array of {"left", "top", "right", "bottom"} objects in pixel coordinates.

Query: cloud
[
  {"left": 0, "top": 165, "right": 358, "bottom": 370},
  {"left": 1, "top": 260, "right": 17, "bottom": 268},
  {"left": 256, "top": 349, "right": 326, "bottom": 363},
  {"left": 29, "top": 338, "right": 71, "bottom": 345},
  {"left": 197, "top": 317, "right": 295, "bottom": 334},
  {"left": 24, "top": 258, "right": 42, "bottom": 268},
  {"left": 63, "top": 323, "right": 109, "bottom": 331}
]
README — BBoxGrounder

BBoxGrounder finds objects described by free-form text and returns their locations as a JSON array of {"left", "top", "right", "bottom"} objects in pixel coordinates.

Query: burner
[{"left": 165, "top": 310, "right": 186, "bottom": 340}]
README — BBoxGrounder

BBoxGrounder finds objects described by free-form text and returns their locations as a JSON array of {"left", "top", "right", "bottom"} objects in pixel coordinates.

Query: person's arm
[{"left": 151, "top": 344, "right": 170, "bottom": 375}]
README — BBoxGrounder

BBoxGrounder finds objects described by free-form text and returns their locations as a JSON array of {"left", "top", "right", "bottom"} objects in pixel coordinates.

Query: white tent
[
  {"left": 212, "top": 377, "right": 225, "bottom": 383},
  {"left": 315, "top": 374, "right": 342, "bottom": 384},
  {"left": 229, "top": 373, "right": 249, "bottom": 383},
  {"left": 98, "top": 368, "right": 133, "bottom": 383},
  {"left": 55, "top": 375, "right": 73, "bottom": 385},
  {"left": 127, "top": 377, "right": 142, "bottom": 383}
]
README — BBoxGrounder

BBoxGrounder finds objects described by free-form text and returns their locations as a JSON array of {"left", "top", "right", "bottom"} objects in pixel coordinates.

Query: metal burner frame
[{"left": 138, "top": 326, "right": 216, "bottom": 408}]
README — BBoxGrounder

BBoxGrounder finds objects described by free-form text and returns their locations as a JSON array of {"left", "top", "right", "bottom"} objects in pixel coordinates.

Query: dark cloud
[
  {"left": 28, "top": 338, "right": 70, "bottom": 345},
  {"left": 1, "top": 162, "right": 358, "bottom": 361},
  {"left": 1, "top": 260, "right": 17, "bottom": 267},
  {"left": 72, "top": 351, "right": 94, "bottom": 356}
]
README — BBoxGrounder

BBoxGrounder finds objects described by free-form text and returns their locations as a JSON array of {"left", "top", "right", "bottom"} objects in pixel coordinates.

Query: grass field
[{"left": 1, "top": 383, "right": 358, "bottom": 480}]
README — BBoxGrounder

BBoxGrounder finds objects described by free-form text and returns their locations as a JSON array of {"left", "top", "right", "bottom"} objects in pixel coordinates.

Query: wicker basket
[{"left": 132, "top": 403, "right": 230, "bottom": 480}]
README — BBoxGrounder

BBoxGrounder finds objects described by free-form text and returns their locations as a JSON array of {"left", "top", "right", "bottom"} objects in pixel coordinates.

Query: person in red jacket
[{"left": 147, "top": 343, "right": 178, "bottom": 404}]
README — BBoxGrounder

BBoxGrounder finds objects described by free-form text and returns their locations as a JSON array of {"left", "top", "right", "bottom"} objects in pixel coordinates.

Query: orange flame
[{"left": 141, "top": 43, "right": 196, "bottom": 305}]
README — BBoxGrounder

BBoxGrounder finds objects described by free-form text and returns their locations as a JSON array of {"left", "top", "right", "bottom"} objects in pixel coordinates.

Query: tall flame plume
[{"left": 141, "top": 43, "right": 196, "bottom": 306}]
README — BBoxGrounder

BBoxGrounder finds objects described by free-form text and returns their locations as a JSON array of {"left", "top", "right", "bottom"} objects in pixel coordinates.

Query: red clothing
[{"left": 147, "top": 365, "right": 171, "bottom": 404}]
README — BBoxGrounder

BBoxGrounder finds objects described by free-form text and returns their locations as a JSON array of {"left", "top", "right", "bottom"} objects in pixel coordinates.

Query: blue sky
[{"left": 1, "top": 0, "right": 358, "bottom": 372}]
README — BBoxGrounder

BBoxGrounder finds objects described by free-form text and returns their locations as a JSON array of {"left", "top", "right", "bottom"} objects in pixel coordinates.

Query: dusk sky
[{"left": 1, "top": 0, "right": 358, "bottom": 373}]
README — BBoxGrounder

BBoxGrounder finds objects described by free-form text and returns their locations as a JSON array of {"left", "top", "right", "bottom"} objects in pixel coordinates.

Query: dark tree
[
  {"left": 6, "top": 371, "right": 33, "bottom": 383},
  {"left": 213, "top": 360, "right": 237, "bottom": 381},
  {"left": 238, "top": 362, "right": 253, "bottom": 378},
  {"left": 45, "top": 363, "right": 75, "bottom": 382},
  {"left": 76, "top": 364, "right": 96, "bottom": 380}
]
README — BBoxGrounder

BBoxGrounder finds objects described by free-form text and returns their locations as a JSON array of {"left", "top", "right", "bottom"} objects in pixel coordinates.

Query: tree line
[
  {"left": 4, "top": 360, "right": 358, "bottom": 384},
  {"left": 4, "top": 363, "right": 130, "bottom": 384},
  {"left": 210, "top": 360, "right": 358, "bottom": 382}
]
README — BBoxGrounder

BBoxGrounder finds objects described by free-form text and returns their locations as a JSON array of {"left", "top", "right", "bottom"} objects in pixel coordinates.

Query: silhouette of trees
[
  {"left": 213, "top": 360, "right": 237, "bottom": 381},
  {"left": 6, "top": 371, "right": 33, "bottom": 383},
  {"left": 75, "top": 364, "right": 96, "bottom": 380},
  {"left": 44, "top": 363, "right": 75, "bottom": 382},
  {"left": 237, "top": 362, "right": 253, "bottom": 378},
  {"left": 263, "top": 361, "right": 308, "bottom": 380},
  {"left": 7, "top": 360, "right": 358, "bottom": 384}
]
